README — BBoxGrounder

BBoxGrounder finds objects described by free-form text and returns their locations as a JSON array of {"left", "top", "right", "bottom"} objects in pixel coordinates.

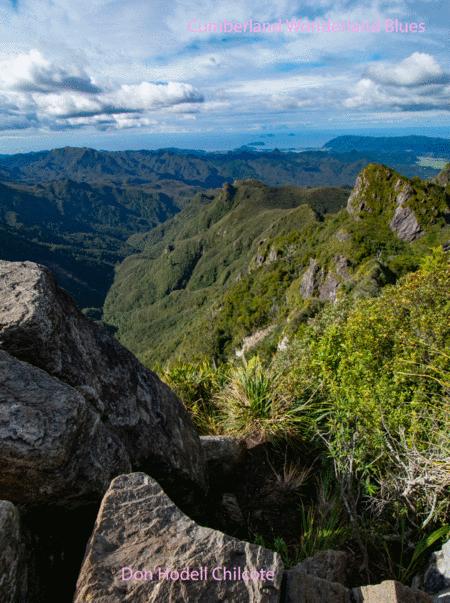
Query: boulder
[
  {"left": 290, "top": 549, "right": 350, "bottom": 584},
  {"left": 0, "top": 500, "right": 27, "bottom": 602},
  {"left": 352, "top": 580, "right": 432, "bottom": 602},
  {"left": 424, "top": 540, "right": 450, "bottom": 598},
  {"left": 74, "top": 472, "right": 283, "bottom": 603},
  {"left": 200, "top": 435, "right": 246, "bottom": 474},
  {"left": 0, "top": 350, "right": 130, "bottom": 506},
  {"left": 284, "top": 570, "right": 351, "bottom": 602},
  {"left": 0, "top": 261, "right": 206, "bottom": 500}
]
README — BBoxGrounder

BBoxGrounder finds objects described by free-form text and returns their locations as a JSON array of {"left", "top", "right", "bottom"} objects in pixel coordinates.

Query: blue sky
[{"left": 0, "top": 0, "right": 448, "bottom": 151}]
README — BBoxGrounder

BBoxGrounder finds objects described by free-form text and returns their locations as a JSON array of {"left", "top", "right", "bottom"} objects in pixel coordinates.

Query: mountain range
[
  {"left": 104, "top": 163, "right": 450, "bottom": 366},
  {"left": 0, "top": 136, "right": 449, "bottom": 318}
]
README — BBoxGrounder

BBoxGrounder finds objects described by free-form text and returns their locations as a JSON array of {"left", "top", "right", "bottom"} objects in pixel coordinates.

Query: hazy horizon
[{"left": 1, "top": 126, "right": 450, "bottom": 155}]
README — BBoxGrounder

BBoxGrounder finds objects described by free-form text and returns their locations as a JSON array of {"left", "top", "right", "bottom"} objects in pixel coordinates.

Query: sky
[{"left": 0, "top": 0, "right": 449, "bottom": 152}]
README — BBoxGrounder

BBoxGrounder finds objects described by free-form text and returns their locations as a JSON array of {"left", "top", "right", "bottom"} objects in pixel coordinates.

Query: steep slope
[
  {"left": 104, "top": 165, "right": 449, "bottom": 366},
  {"left": 104, "top": 183, "right": 349, "bottom": 365},
  {"left": 0, "top": 180, "right": 180, "bottom": 309}
]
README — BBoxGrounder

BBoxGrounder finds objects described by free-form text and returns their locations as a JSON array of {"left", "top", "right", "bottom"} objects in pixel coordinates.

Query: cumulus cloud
[
  {"left": 345, "top": 53, "right": 450, "bottom": 112},
  {"left": 0, "top": 50, "right": 204, "bottom": 130},
  {"left": 0, "top": 0, "right": 449, "bottom": 140},
  {"left": 0, "top": 50, "right": 101, "bottom": 94},
  {"left": 365, "top": 52, "right": 448, "bottom": 87}
]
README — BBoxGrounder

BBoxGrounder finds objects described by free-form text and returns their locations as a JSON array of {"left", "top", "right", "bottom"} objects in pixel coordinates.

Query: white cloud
[
  {"left": 109, "top": 82, "right": 203, "bottom": 112},
  {"left": 345, "top": 53, "right": 450, "bottom": 111},
  {"left": 0, "top": 50, "right": 204, "bottom": 131},
  {"left": 0, "top": 50, "right": 101, "bottom": 93},
  {"left": 0, "top": 0, "right": 449, "bottom": 140},
  {"left": 366, "top": 52, "right": 447, "bottom": 87}
]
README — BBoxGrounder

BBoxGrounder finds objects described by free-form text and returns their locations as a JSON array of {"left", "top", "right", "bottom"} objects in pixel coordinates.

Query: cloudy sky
[{"left": 0, "top": 0, "right": 448, "bottom": 151}]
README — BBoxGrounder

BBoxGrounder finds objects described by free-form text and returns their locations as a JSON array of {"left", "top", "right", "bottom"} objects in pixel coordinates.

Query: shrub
[
  {"left": 161, "top": 360, "right": 228, "bottom": 434},
  {"left": 215, "top": 356, "right": 316, "bottom": 442}
]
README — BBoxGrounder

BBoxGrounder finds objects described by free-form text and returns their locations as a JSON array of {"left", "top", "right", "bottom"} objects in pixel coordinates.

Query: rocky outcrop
[
  {"left": 0, "top": 261, "right": 206, "bottom": 502},
  {"left": 0, "top": 349, "right": 129, "bottom": 506},
  {"left": 319, "top": 273, "right": 340, "bottom": 302},
  {"left": 288, "top": 572, "right": 437, "bottom": 603},
  {"left": 0, "top": 501, "right": 26, "bottom": 603},
  {"left": 352, "top": 580, "right": 432, "bottom": 602},
  {"left": 74, "top": 472, "right": 283, "bottom": 603},
  {"left": 235, "top": 325, "right": 275, "bottom": 358},
  {"left": 347, "top": 165, "right": 425, "bottom": 242},
  {"left": 300, "top": 258, "right": 324, "bottom": 298},
  {"left": 284, "top": 550, "right": 351, "bottom": 602},
  {"left": 347, "top": 170, "right": 372, "bottom": 216},
  {"left": 301, "top": 256, "right": 351, "bottom": 302},
  {"left": 389, "top": 179, "right": 423, "bottom": 242},
  {"left": 433, "top": 163, "right": 450, "bottom": 187},
  {"left": 290, "top": 549, "right": 350, "bottom": 584}
]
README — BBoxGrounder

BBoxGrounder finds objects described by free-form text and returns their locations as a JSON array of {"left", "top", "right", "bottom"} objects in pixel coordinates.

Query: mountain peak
[{"left": 347, "top": 163, "right": 449, "bottom": 242}]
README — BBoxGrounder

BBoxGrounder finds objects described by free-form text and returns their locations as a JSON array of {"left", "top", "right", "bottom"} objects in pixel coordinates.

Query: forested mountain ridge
[
  {"left": 104, "top": 163, "right": 449, "bottom": 367},
  {"left": 0, "top": 137, "right": 445, "bottom": 188},
  {"left": 0, "top": 178, "right": 181, "bottom": 309},
  {"left": 0, "top": 140, "right": 448, "bottom": 311}
]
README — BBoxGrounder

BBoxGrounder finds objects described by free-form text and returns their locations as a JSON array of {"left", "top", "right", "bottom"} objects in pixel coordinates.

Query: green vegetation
[
  {"left": 0, "top": 179, "right": 183, "bottom": 308},
  {"left": 3, "top": 152, "right": 448, "bottom": 581},
  {"left": 162, "top": 251, "right": 449, "bottom": 578},
  {"left": 141, "top": 164, "right": 449, "bottom": 581},
  {"left": 104, "top": 182, "right": 350, "bottom": 364},
  {"left": 105, "top": 164, "right": 449, "bottom": 367}
]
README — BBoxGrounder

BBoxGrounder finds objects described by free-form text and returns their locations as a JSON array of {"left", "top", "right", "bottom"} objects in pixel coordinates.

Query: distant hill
[
  {"left": 103, "top": 182, "right": 350, "bottom": 364},
  {"left": 1, "top": 139, "right": 448, "bottom": 311},
  {"left": 0, "top": 146, "right": 370, "bottom": 187},
  {"left": 323, "top": 135, "right": 450, "bottom": 155},
  {"left": 1, "top": 138, "right": 446, "bottom": 192},
  {"left": 104, "top": 165, "right": 449, "bottom": 367},
  {"left": 0, "top": 179, "right": 180, "bottom": 309}
]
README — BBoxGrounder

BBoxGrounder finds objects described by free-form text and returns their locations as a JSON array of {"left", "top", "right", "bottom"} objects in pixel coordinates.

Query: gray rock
[
  {"left": 0, "top": 500, "right": 26, "bottom": 603},
  {"left": 334, "top": 256, "right": 351, "bottom": 280},
  {"left": 433, "top": 164, "right": 450, "bottom": 187},
  {"left": 300, "top": 259, "right": 323, "bottom": 299},
  {"left": 284, "top": 570, "right": 351, "bottom": 602},
  {"left": 267, "top": 247, "right": 280, "bottom": 264},
  {"left": 352, "top": 580, "right": 432, "bottom": 602},
  {"left": 0, "top": 261, "right": 206, "bottom": 500},
  {"left": 389, "top": 205, "right": 422, "bottom": 242},
  {"left": 74, "top": 472, "right": 283, "bottom": 603},
  {"left": 0, "top": 350, "right": 130, "bottom": 506},
  {"left": 200, "top": 436, "right": 245, "bottom": 474},
  {"left": 424, "top": 540, "right": 450, "bottom": 596},
  {"left": 347, "top": 172, "right": 371, "bottom": 216},
  {"left": 319, "top": 273, "right": 340, "bottom": 302},
  {"left": 290, "top": 549, "right": 350, "bottom": 584},
  {"left": 389, "top": 180, "right": 423, "bottom": 242}
]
